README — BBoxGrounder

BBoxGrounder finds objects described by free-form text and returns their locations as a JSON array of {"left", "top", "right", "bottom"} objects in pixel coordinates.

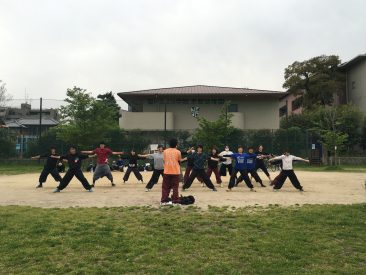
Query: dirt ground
[{"left": 0, "top": 170, "right": 365, "bottom": 209}]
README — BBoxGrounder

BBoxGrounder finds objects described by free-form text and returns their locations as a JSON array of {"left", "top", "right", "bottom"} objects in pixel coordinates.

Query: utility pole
[
  {"left": 164, "top": 100, "right": 167, "bottom": 148},
  {"left": 39, "top": 97, "right": 42, "bottom": 143}
]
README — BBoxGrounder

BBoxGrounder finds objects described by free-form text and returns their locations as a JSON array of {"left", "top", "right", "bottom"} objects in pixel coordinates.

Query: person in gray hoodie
[{"left": 139, "top": 145, "right": 165, "bottom": 191}]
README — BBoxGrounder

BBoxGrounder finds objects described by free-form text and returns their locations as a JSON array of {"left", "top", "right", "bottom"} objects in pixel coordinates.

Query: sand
[{"left": 0, "top": 170, "right": 365, "bottom": 209}]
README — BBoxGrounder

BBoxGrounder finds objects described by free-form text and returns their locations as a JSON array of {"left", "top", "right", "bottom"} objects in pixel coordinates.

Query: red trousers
[
  {"left": 161, "top": 174, "right": 180, "bottom": 203},
  {"left": 206, "top": 167, "right": 222, "bottom": 184}
]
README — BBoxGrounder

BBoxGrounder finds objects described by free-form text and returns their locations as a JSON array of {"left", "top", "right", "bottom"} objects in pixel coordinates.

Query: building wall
[
  {"left": 347, "top": 59, "right": 366, "bottom": 113},
  {"left": 279, "top": 93, "right": 303, "bottom": 118},
  {"left": 120, "top": 98, "right": 280, "bottom": 130}
]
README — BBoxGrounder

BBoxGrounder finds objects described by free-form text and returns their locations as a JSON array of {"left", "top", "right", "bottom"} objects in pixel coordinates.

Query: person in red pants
[
  {"left": 161, "top": 138, "right": 182, "bottom": 206},
  {"left": 207, "top": 147, "right": 225, "bottom": 187}
]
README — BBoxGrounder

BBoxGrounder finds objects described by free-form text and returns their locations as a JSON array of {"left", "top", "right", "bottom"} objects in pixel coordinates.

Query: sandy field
[{"left": 0, "top": 170, "right": 365, "bottom": 209}]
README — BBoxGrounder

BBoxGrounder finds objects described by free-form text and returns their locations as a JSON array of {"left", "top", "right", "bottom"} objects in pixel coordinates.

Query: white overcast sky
[{"left": 0, "top": 0, "right": 365, "bottom": 108}]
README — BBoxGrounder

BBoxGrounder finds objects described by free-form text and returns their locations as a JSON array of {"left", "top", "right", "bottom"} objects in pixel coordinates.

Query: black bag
[{"left": 180, "top": 195, "right": 195, "bottom": 205}]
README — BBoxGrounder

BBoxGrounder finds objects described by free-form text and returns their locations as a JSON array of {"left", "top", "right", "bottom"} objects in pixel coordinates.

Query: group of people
[{"left": 31, "top": 139, "right": 309, "bottom": 204}]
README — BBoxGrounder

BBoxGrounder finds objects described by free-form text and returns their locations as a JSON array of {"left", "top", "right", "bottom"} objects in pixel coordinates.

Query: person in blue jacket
[
  {"left": 236, "top": 147, "right": 266, "bottom": 187},
  {"left": 223, "top": 146, "right": 256, "bottom": 192}
]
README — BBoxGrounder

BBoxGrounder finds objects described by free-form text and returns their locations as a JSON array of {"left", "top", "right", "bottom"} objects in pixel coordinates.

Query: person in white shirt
[
  {"left": 269, "top": 150, "right": 309, "bottom": 191},
  {"left": 219, "top": 145, "right": 234, "bottom": 177}
]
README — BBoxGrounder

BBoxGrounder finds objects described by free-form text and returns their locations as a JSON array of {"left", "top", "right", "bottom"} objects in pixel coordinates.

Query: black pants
[
  {"left": 220, "top": 163, "right": 233, "bottom": 177},
  {"left": 273, "top": 170, "right": 302, "bottom": 190},
  {"left": 228, "top": 169, "right": 254, "bottom": 189},
  {"left": 183, "top": 169, "right": 215, "bottom": 190},
  {"left": 123, "top": 166, "right": 143, "bottom": 182},
  {"left": 255, "top": 162, "right": 270, "bottom": 177},
  {"left": 146, "top": 169, "right": 164, "bottom": 189},
  {"left": 39, "top": 167, "right": 62, "bottom": 184},
  {"left": 237, "top": 170, "right": 262, "bottom": 185},
  {"left": 57, "top": 169, "right": 92, "bottom": 190}
]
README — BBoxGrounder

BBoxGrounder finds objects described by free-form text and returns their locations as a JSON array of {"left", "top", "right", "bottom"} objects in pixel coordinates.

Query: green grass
[
  {"left": 0, "top": 163, "right": 43, "bottom": 175},
  {"left": 0, "top": 204, "right": 365, "bottom": 274}
]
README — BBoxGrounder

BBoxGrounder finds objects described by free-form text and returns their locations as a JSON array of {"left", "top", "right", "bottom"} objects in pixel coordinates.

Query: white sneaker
[
  {"left": 53, "top": 188, "right": 60, "bottom": 193},
  {"left": 201, "top": 183, "right": 205, "bottom": 187},
  {"left": 145, "top": 188, "right": 151, "bottom": 192},
  {"left": 88, "top": 188, "right": 94, "bottom": 192}
]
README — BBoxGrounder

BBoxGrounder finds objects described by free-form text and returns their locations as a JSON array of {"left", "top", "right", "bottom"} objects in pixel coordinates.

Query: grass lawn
[
  {"left": 0, "top": 204, "right": 365, "bottom": 274},
  {"left": 0, "top": 163, "right": 43, "bottom": 175}
]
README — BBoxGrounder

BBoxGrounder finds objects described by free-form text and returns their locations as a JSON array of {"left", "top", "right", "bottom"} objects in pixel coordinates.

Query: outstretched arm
[
  {"left": 269, "top": 155, "right": 284, "bottom": 162},
  {"left": 81, "top": 150, "right": 93, "bottom": 154},
  {"left": 293, "top": 156, "right": 310, "bottom": 163},
  {"left": 112, "top": 151, "right": 124, "bottom": 155},
  {"left": 31, "top": 155, "right": 41, "bottom": 160}
]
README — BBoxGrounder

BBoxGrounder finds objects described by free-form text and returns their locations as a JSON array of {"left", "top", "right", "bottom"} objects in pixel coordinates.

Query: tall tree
[
  {"left": 56, "top": 87, "right": 119, "bottom": 148},
  {"left": 192, "top": 103, "right": 234, "bottom": 150},
  {"left": 97, "top": 92, "right": 121, "bottom": 122},
  {"left": 0, "top": 80, "right": 12, "bottom": 107},
  {"left": 283, "top": 55, "right": 345, "bottom": 109}
]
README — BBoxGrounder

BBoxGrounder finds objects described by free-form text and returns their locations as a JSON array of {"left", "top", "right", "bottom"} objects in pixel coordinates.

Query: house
[
  {"left": 117, "top": 85, "right": 286, "bottom": 131},
  {"left": 339, "top": 54, "right": 366, "bottom": 113},
  {"left": 279, "top": 92, "right": 304, "bottom": 118}
]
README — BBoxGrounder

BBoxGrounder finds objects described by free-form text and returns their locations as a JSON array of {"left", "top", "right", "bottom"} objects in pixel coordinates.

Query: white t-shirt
[
  {"left": 219, "top": 150, "right": 233, "bottom": 165},
  {"left": 272, "top": 154, "right": 302, "bottom": 170}
]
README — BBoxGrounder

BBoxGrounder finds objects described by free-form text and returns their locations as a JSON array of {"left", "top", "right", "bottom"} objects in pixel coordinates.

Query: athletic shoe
[
  {"left": 53, "top": 188, "right": 60, "bottom": 193},
  {"left": 91, "top": 184, "right": 95, "bottom": 188},
  {"left": 212, "top": 188, "right": 218, "bottom": 192},
  {"left": 88, "top": 188, "right": 94, "bottom": 192},
  {"left": 220, "top": 183, "right": 223, "bottom": 188},
  {"left": 145, "top": 188, "right": 151, "bottom": 192},
  {"left": 123, "top": 180, "right": 126, "bottom": 184},
  {"left": 201, "top": 183, "right": 205, "bottom": 187},
  {"left": 260, "top": 183, "right": 266, "bottom": 188},
  {"left": 250, "top": 188, "right": 256, "bottom": 192},
  {"left": 273, "top": 188, "right": 278, "bottom": 192},
  {"left": 172, "top": 203, "right": 180, "bottom": 206},
  {"left": 182, "top": 188, "right": 187, "bottom": 192},
  {"left": 298, "top": 188, "right": 304, "bottom": 192},
  {"left": 140, "top": 180, "right": 144, "bottom": 184},
  {"left": 160, "top": 201, "right": 173, "bottom": 206},
  {"left": 111, "top": 183, "right": 116, "bottom": 187},
  {"left": 36, "top": 184, "right": 43, "bottom": 188}
]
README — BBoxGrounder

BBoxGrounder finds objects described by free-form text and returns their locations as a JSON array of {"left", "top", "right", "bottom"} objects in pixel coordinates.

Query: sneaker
[
  {"left": 36, "top": 184, "right": 43, "bottom": 188},
  {"left": 273, "top": 188, "right": 279, "bottom": 192},
  {"left": 260, "top": 183, "right": 266, "bottom": 188},
  {"left": 250, "top": 188, "right": 256, "bottom": 192},
  {"left": 123, "top": 180, "right": 126, "bottom": 184},
  {"left": 220, "top": 183, "right": 223, "bottom": 188},
  {"left": 140, "top": 180, "right": 144, "bottom": 184},
  {"left": 53, "top": 188, "right": 60, "bottom": 193},
  {"left": 201, "top": 183, "right": 205, "bottom": 187},
  {"left": 88, "top": 188, "right": 94, "bottom": 192},
  {"left": 145, "top": 188, "right": 151, "bottom": 192},
  {"left": 160, "top": 201, "right": 173, "bottom": 207},
  {"left": 182, "top": 188, "right": 187, "bottom": 192},
  {"left": 298, "top": 188, "right": 304, "bottom": 192},
  {"left": 172, "top": 203, "right": 180, "bottom": 206},
  {"left": 212, "top": 188, "right": 218, "bottom": 192},
  {"left": 111, "top": 183, "right": 116, "bottom": 187}
]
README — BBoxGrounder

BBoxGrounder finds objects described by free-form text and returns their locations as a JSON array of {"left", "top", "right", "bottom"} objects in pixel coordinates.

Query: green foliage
[
  {"left": 97, "top": 92, "right": 121, "bottom": 122},
  {"left": 283, "top": 55, "right": 345, "bottom": 109},
  {"left": 321, "top": 131, "right": 349, "bottom": 154},
  {"left": 192, "top": 103, "right": 234, "bottom": 149},
  {"left": 361, "top": 117, "right": 366, "bottom": 150},
  {"left": 26, "top": 129, "right": 67, "bottom": 157},
  {"left": 0, "top": 205, "right": 365, "bottom": 274},
  {"left": 55, "top": 87, "right": 120, "bottom": 148},
  {"left": 0, "top": 129, "right": 15, "bottom": 157}
]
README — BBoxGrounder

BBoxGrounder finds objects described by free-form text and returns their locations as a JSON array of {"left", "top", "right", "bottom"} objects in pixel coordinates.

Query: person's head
[
  {"left": 157, "top": 144, "right": 164, "bottom": 153},
  {"left": 169, "top": 138, "right": 178, "bottom": 148},
  {"left": 130, "top": 149, "right": 136, "bottom": 155},
  {"left": 248, "top": 147, "right": 254, "bottom": 154},
  {"left": 69, "top": 146, "right": 77, "bottom": 155},
  {"left": 237, "top": 146, "right": 244, "bottom": 153},
  {"left": 50, "top": 146, "right": 56, "bottom": 154},
  {"left": 258, "top": 145, "right": 263, "bottom": 152},
  {"left": 211, "top": 147, "right": 217, "bottom": 155},
  {"left": 283, "top": 149, "right": 290, "bottom": 156},
  {"left": 197, "top": 145, "right": 203, "bottom": 153},
  {"left": 225, "top": 145, "right": 230, "bottom": 151},
  {"left": 99, "top": 141, "right": 106, "bottom": 149}
]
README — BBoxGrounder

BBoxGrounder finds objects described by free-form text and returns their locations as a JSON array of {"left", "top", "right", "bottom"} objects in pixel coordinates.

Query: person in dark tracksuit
[
  {"left": 269, "top": 150, "right": 309, "bottom": 191},
  {"left": 182, "top": 145, "right": 217, "bottom": 191},
  {"left": 31, "top": 147, "right": 63, "bottom": 188},
  {"left": 122, "top": 150, "right": 144, "bottom": 183},
  {"left": 236, "top": 147, "right": 266, "bottom": 187},
  {"left": 255, "top": 145, "right": 272, "bottom": 183},
  {"left": 224, "top": 146, "right": 256, "bottom": 192},
  {"left": 139, "top": 145, "right": 165, "bottom": 191},
  {"left": 207, "top": 147, "right": 225, "bottom": 187},
  {"left": 53, "top": 146, "right": 93, "bottom": 193},
  {"left": 182, "top": 148, "right": 203, "bottom": 185}
]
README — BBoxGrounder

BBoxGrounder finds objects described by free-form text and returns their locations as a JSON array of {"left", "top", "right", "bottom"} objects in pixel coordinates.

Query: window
[
  {"left": 228, "top": 104, "right": 238, "bottom": 112},
  {"left": 279, "top": 105, "right": 287, "bottom": 117},
  {"left": 291, "top": 96, "right": 303, "bottom": 111}
]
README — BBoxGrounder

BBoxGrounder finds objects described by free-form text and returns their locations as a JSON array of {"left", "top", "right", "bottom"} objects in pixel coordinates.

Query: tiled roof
[
  {"left": 118, "top": 85, "right": 285, "bottom": 98},
  {"left": 5, "top": 118, "right": 59, "bottom": 128},
  {"left": 339, "top": 54, "right": 366, "bottom": 71}
]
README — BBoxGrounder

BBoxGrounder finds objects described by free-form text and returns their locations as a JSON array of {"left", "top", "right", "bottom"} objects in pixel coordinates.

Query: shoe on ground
[
  {"left": 226, "top": 188, "right": 232, "bottom": 192},
  {"left": 260, "top": 183, "right": 266, "bottom": 187},
  {"left": 36, "top": 184, "right": 43, "bottom": 188},
  {"left": 273, "top": 188, "right": 279, "bottom": 192},
  {"left": 220, "top": 183, "right": 223, "bottom": 188},
  {"left": 212, "top": 188, "right": 218, "bottom": 192},
  {"left": 182, "top": 188, "right": 187, "bottom": 192},
  {"left": 250, "top": 188, "right": 256, "bottom": 192},
  {"left": 91, "top": 184, "right": 95, "bottom": 188},
  {"left": 298, "top": 188, "right": 304, "bottom": 192},
  {"left": 145, "top": 188, "right": 151, "bottom": 192},
  {"left": 53, "top": 188, "right": 60, "bottom": 193},
  {"left": 160, "top": 201, "right": 173, "bottom": 206},
  {"left": 201, "top": 183, "right": 205, "bottom": 187},
  {"left": 111, "top": 183, "right": 116, "bottom": 187},
  {"left": 88, "top": 188, "right": 94, "bottom": 192}
]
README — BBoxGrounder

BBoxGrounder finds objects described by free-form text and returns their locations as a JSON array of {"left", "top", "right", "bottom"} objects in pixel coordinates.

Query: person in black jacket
[
  {"left": 122, "top": 150, "right": 144, "bottom": 183},
  {"left": 182, "top": 145, "right": 217, "bottom": 191},
  {"left": 53, "top": 146, "right": 94, "bottom": 193},
  {"left": 31, "top": 147, "right": 62, "bottom": 188},
  {"left": 207, "top": 147, "right": 225, "bottom": 187}
]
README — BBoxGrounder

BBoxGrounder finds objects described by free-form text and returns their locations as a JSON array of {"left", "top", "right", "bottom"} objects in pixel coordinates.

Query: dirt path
[{"left": 0, "top": 171, "right": 365, "bottom": 209}]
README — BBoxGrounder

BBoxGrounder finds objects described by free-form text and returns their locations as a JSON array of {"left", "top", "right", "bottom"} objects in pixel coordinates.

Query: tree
[
  {"left": 97, "top": 92, "right": 121, "bottom": 122},
  {"left": 55, "top": 87, "right": 120, "bottom": 148},
  {"left": 321, "top": 131, "right": 348, "bottom": 164},
  {"left": 361, "top": 117, "right": 366, "bottom": 151},
  {"left": 0, "top": 80, "right": 12, "bottom": 107},
  {"left": 283, "top": 55, "right": 345, "bottom": 109},
  {"left": 192, "top": 103, "right": 234, "bottom": 150}
]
